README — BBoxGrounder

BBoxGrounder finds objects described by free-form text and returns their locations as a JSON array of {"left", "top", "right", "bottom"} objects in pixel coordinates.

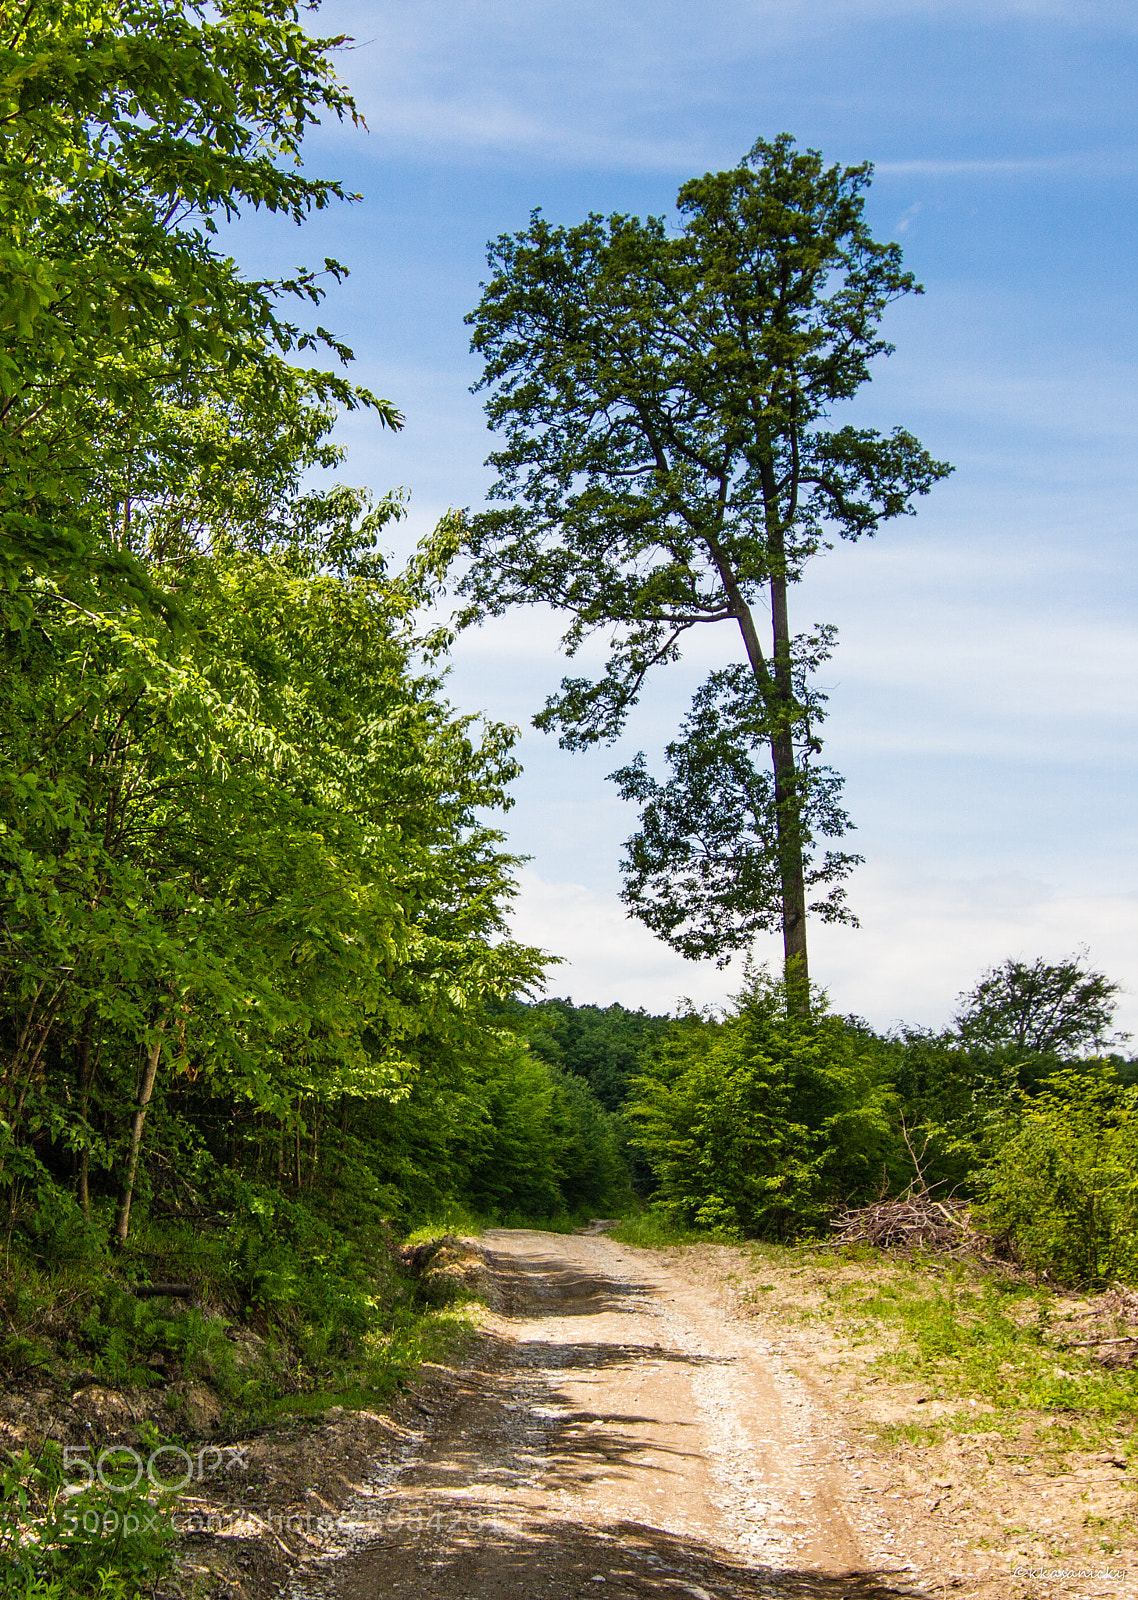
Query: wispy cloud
[
  {"left": 336, "top": 93, "right": 716, "bottom": 174},
  {"left": 316, "top": 0, "right": 1138, "bottom": 173},
  {"left": 875, "top": 152, "right": 1138, "bottom": 177}
]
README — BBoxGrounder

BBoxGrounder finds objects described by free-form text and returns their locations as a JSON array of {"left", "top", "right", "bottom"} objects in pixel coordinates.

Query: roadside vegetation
[
  {"left": 738, "top": 1246, "right": 1138, "bottom": 1435},
  {"left": 618, "top": 959, "right": 1137, "bottom": 1292}
]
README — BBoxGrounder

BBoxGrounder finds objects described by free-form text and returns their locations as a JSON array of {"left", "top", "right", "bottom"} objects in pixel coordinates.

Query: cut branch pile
[{"left": 829, "top": 1192, "right": 990, "bottom": 1258}]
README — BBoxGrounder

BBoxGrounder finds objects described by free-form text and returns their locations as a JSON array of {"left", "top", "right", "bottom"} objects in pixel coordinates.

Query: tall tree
[
  {"left": 0, "top": 1, "right": 555, "bottom": 1240},
  {"left": 461, "top": 134, "right": 951, "bottom": 994},
  {"left": 0, "top": 391, "right": 546, "bottom": 1238}
]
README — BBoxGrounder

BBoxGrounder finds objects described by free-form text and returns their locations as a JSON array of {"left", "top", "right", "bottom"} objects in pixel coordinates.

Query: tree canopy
[
  {"left": 0, "top": 0, "right": 396, "bottom": 615},
  {"left": 954, "top": 954, "right": 1126, "bottom": 1058},
  {"left": 0, "top": 0, "right": 627, "bottom": 1261}
]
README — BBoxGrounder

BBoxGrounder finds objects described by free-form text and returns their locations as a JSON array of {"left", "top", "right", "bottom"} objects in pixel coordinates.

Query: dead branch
[{"left": 828, "top": 1191, "right": 991, "bottom": 1258}]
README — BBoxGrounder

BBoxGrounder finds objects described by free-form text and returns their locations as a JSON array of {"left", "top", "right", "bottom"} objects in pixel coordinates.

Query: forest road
[{"left": 292, "top": 1229, "right": 930, "bottom": 1600}]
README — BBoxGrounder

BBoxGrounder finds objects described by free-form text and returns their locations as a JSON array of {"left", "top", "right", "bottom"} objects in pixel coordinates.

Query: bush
[
  {"left": 0, "top": 1443, "right": 174, "bottom": 1598},
  {"left": 979, "top": 1062, "right": 1138, "bottom": 1286},
  {"left": 627, "top": 971, "right": 900, "bottom": 1238}
]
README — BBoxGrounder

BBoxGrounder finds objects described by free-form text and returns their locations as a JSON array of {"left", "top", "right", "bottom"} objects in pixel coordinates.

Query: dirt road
[{"left": 290, "top": 1229, "right": 928, "bottom": 1600}]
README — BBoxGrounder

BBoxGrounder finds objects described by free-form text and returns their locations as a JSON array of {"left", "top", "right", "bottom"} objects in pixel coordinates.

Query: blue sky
[{"left": 234, "top": 0, "right": 1137, "bottom": 1032}]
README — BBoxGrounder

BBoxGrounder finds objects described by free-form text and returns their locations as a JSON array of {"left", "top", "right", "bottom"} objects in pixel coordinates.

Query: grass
[
  {"left": 257, "top": 1301, "right": 481, "bottom": 1422},
  {"left": 402, "top": 1203, "right": 615, "bottom": 1245},
  {"left": 803, "top": 1255, "right": 1137, "bottom": 1426},
  {"left": 607, "top": 1212, "right": 741, "bottom": 1249},
  {"left": 727, "top": 1242, "right": 1138, "bottom": 1464},
  {"left": 609, "top": 1219, "right": 1138, "bottom": 1454},
  {"left": 818, "top": 1263, "right": 1138, "bottom": 1568},
  {"left": 402, "top": 1206, "right": 488, "bottom": 1245}
]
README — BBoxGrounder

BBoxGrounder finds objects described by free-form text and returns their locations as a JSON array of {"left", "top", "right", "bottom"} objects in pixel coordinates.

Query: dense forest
[{"left": 0, "top": 5, "right": 639, "bottom": 1581}]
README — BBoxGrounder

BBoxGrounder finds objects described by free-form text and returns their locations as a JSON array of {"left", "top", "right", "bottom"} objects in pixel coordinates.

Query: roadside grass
[
  {"left": 0, "top": 1207, "right": 495, "bottom": 1597},
  {"left": 607, "top": 1213, "right": 741, "bottom": 1249},
  {"left": 734, "top": 1243, "right": 1138, "bottom": 1458},
  {"left": 256, "top": 1301, "right": 482, "bottom": 1422},
  {"left": 403, "top": 1208, "right": 487, "bottom": 1245}
]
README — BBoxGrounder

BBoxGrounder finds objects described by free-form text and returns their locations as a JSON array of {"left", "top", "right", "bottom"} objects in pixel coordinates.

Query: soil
[{"left": 173, "top": 1229, "right": 1137, "bottom": 1600}]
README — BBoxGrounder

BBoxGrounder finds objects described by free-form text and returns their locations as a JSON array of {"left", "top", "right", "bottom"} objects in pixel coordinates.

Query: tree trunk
[
  {"left": 114, "top": 1022, "right": 165, "bottom": 1245},
  {"left": 709, "top": 537, "right": 811, "bottom": 1005},
  {"left": 75, "top": 1006, "right": 97, "bottom": 1218},
  {"left": 767, "top": 565, "right": 810, "bottom": 1008}
]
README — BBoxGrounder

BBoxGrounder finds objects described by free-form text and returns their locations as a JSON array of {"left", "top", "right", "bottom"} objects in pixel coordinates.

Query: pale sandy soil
[{"left": 652, "top": 1240, "right": 1136, "bottom": 1600}]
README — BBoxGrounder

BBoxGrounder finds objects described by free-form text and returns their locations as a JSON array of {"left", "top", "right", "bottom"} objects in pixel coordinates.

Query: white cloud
[
  {"left": 807, "top": 860, "right": 1138, "bottom": 1038},
  {"left": 506, "top": 868, "right": 750, "bottom": 1012},
  {"left": 507, "top": 862, "right": 1138, "bottom": 1040},
  {"left": 330, "top": 92, "right": 715, "bottom": 174},
  {"left": 874, "top": 153, "right": 1138, "bottom": 178}
]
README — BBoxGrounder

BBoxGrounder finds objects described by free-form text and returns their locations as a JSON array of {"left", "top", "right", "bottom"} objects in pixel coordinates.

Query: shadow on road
[
  {"left": 312, "top": 1236, "right": 934, "bottom": 1600},
  {"left": 518, "top": 1337, "right": 731, "bottom": 1370},
  {"left": 482, "top": 1245, "right": 662, "bottom": 1319},
  {"left": 325, "top": 1503, "right": 929, "bottom": 1600}
]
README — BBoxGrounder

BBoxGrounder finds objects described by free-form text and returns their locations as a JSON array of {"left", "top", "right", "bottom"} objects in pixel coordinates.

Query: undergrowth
[
  {"left": 0, "top": 1197, "right": 502, "bottom": 1596},
  {"left": 607, "top": 1213, "right": 741, "bottom": 1248},
  {"left": 401, "top": 1204, "right": 605, "bottom": 1244}
]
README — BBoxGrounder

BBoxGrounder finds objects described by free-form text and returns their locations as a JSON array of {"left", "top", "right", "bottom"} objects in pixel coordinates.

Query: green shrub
[
  {"left": 979, "top": 1062, "right": 1138, "bottom": 1286},
  {"left": 627, "top": 971, "right": 900, "bottom": 1238},
  {"left": 0, "top": 1444, "right": 173, "bottom": 1598},
  {"left": 22, "top": 1184, "right": 104, "bottom": 1271}
]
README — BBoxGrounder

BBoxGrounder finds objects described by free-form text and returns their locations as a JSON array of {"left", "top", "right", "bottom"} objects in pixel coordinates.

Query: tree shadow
[
  {"left": 511, "top": 1337, "right": 730, "bottom": 1371},
  {"left": 481, "top": 1245, "right": 662, "bottom": 1319},
  {"left": 311, "top": 1241, "right": 933, "bottom": 1600},
  {"left": 322, "top": 1505, "right": 930, "bottom": 1600}
]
